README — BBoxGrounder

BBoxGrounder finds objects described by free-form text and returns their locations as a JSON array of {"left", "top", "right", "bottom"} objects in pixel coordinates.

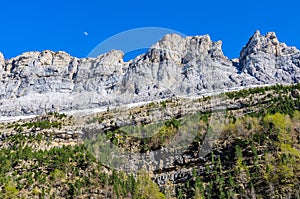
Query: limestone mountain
[{"left": 0, "top": 31, "right": 299, "bottom": 116}]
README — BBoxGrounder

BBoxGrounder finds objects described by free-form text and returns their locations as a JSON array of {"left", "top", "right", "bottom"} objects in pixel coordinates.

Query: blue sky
[{"left": 1, "top": 0, "right": 300, "bottom": 60}]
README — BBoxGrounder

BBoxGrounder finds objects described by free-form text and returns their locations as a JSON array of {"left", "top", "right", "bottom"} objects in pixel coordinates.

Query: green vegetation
[
  {"left": 134, "top": 171, "right": 166, "bottom": 199},
  {"left": 0, "top": 137, "right": 165, "bottom": 198},
  {"left": 0, "top": 83, "right": 300, "bottom": 198},
  {"left": 21, "top": 120, "right": 62, "bottom": 129},
  {"left": 174, "top": 111, "right": 300, "bottom": 198},
  {"left": 47, "top": 112, "right": 68, "bottom": 119},
  {"left": 225, "top": 83, "right": 300, "bottom": 119},
  {"left": 226, "top": 83, "right": 300, "bottom": 100},
  {"left": 85, "top": 118, "right": 181, "bottom": 154}
]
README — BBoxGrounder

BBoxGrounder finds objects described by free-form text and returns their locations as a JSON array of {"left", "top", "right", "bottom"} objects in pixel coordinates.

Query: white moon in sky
[{"left": 84, "top": 32, "right": 88, "bottom": 36}]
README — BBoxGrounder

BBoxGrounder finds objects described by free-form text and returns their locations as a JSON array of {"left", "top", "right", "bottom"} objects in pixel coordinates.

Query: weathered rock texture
[{"left": 0, "top": 31, "right": 299, "bottom": 116}]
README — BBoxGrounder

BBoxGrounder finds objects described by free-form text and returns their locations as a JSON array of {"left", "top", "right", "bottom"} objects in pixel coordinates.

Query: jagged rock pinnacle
[
  {"left": 240, "top": 31, "right": 281, "bottom": 61},
  {"left": 238, "top": 31, "right": 300, "bottom": 83}
]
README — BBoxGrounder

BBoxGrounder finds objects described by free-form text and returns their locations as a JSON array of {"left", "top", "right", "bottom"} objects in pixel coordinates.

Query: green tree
[
  {"left": 134, "top": 171, "right": 165, "bottom": 199},
  {"left": 50, "top": 169, "right": 66, "bottom": 182},
  {"left": 4, "top": 182, "right": 19, "bottom": 199}
]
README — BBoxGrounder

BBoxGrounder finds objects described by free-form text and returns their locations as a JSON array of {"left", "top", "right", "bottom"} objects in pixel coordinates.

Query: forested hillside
[{"left": 0, "top": 84, "right": 299, "bottom": 198}]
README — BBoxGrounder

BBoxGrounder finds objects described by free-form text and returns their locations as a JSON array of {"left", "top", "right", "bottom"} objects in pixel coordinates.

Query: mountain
[{"left": 0, "top": 31, "right": 299, "bottom": 116}]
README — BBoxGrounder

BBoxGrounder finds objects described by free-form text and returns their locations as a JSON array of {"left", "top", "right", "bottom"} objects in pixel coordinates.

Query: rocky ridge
[{"left": 0, "top": 31, "right": 299, "bottom": 116}]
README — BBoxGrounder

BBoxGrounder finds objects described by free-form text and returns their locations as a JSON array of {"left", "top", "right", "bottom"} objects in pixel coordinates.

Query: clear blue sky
[{"left": 1, "top": 0, "right": 300, "bottom": 60}]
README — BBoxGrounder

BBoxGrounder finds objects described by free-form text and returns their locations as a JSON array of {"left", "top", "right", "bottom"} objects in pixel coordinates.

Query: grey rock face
[
  {"left": 239, "top": 31, "right": 300, "bottom": 83},
  {"left": 0, "top": 31, "right": 299, "bottom": 116},
  {"left": 121, "top": 34, "right": 236, "bottom": 101},
  {"left": 0, "top": 52, "right": 4, "bottom": 79}
]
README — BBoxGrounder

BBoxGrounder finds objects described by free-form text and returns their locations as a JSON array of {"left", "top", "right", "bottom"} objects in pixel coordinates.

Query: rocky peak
[
  {"left": 146, "top": 34, "right": 226, "bottom": 64},
  {"left": 37, "top": 50, "right": 73, "bottom": 67},
  {"left": 153, "top": 34, "right": 186, "bottom": 50},
  {"left": 3, "top": 50, "right": 74, "bottom": 74},
  {"left": 96, "top": 50, "right": 124, "bottom": 66},
  {"left": 4, "top": 51, "right": 40, "bottom": 73},
  {"left": 38, "top": 50, "right": 54, "bottom": 65},
  {"left": 239, "top": 31, "right": 299, "bottom": 69},
  {"left": 237, "top": 31, "right": 300, "bottom": 83},
  {"left": 145, "top": 34, "right": 186, "bottom": 64},
  {"left": 240, "top": 31, "right": 280, "bottom": 58},
  {"left": 52, "top": 51, "right": 70, "bottom": 66}
]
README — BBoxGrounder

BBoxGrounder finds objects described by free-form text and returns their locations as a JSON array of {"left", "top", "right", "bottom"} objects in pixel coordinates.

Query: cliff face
[{"left": 0, "top": 31, "right": 300, "bottom": 116}]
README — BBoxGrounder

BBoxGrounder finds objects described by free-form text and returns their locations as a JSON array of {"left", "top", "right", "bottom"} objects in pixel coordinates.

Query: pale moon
[{"left": 84, "top": 32, "right": 88, "bottom": 36}]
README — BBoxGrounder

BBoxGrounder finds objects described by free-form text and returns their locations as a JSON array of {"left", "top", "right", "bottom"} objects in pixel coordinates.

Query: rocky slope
[{"left": 0, "top": 31, "right": 299, "bottom": 116}]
